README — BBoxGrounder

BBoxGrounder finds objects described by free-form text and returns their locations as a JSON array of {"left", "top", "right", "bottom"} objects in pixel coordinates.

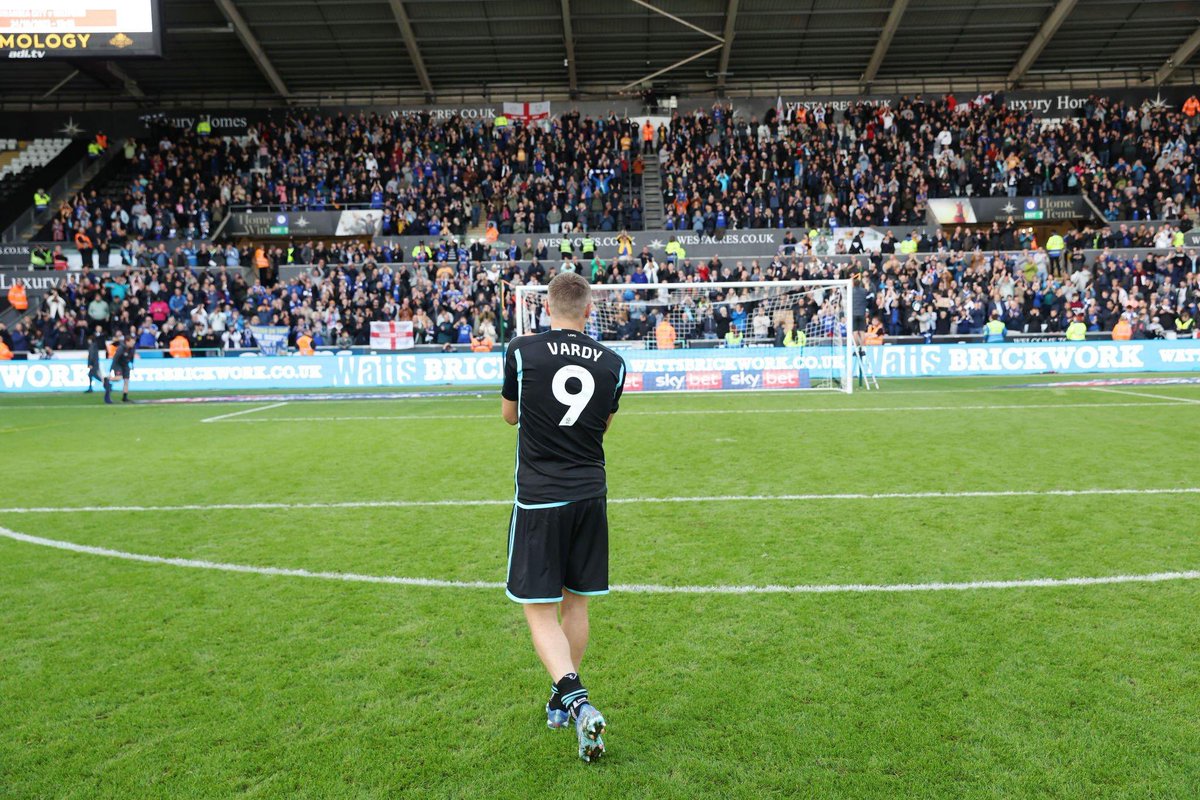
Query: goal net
[{"left": 511, "top": 279, "right": 853, "bottom": 393}]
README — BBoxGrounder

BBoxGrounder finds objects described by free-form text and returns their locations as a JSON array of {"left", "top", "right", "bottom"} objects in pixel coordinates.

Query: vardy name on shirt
[{"left": 547, "top": 341, "right": 604, "bottom": 362}]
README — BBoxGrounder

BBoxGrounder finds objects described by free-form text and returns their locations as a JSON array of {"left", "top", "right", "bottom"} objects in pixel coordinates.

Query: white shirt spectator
[
  {"left": 190, "top": 305, "right": 209, "bottom": 333},
  {"left": 752, "top": 311, "right": 770, "bottom": 339},
  {"left": 45, "top": 293, "right": 66, "bottom": 320}
]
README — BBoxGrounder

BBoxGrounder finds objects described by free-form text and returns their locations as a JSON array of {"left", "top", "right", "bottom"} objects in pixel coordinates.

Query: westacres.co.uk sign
[
  {"left": 378, "top": 227, "right": 927, "bottom": 261},
  {"left": 2, "top": 341, "right": 1198, "bottom": 393},
  {"left": 0, "top": 244, "right": 35, "bottom": 266}
]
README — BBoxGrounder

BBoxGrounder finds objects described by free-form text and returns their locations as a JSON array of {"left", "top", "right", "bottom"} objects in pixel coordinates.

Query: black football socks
[
  {"left": 556, "top": 672, "right": 589, "bottom": 716},
  {"left": 548, "top": 682, "right": 567, "bottom": 714}
]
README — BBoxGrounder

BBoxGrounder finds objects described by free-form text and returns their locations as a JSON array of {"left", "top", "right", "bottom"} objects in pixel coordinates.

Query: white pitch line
[
  {"left": 1, "top": 486, "right": 1197, "bottom": 515},
  {"left": 1, "top": 526, "right": 1196, "bottom": 595},
  {"left": 1090, "top": 386, "right": 1200, "bottom": 405},
  {"left": 209, "top": 400, "right": 1178, "bottom": 423},
  {"left": 200, "top": 401, "right": 289, "bottom": 423}
]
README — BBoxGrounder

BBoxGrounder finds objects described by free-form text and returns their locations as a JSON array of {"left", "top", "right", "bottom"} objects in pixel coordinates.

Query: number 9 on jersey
[{"left": 551, "top": 365, "right": 596, "bottom": 427}]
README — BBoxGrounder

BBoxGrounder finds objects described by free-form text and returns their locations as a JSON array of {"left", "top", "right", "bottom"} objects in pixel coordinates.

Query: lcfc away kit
[{"left": 502, "top": 328, "right": 625, "bottom": 603}]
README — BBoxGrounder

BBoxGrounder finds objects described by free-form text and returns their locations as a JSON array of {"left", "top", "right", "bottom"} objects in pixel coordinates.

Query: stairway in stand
[{"left": 640, "top": 150, "right": 665, "bottom": 230}]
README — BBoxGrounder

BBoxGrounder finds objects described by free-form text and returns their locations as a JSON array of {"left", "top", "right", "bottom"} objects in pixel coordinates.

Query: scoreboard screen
[{"left": 1, "top": 1, "right": 162, "bottom": 59}]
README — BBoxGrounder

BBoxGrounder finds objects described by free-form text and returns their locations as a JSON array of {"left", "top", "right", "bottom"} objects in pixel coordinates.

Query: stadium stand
[
  {"left": 0, "top": 138, "right": 72, "bottom": 182},
  {"left": 657, "top": 96, "right": 1200, "bottom": 230},
  {"left": 42, "top": 111, "right": 646, "bottom": 248},
  {"left": 7, "top": 230, "right": 1198, "bottom": 358},
  {"left": 0, "top": 138, "right": 89, "bottom": 236},
  {"left": 37, "top": 93, "right": 1199, "bottom": 258},
  {"left": 5, "top": 95, "right": 1200, "bottom": 357}
]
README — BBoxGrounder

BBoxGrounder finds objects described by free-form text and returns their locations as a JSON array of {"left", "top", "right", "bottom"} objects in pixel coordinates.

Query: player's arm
[
  {"left": 605, "top": 363, "right": 625, "bottom": 432},
  {"left": 501, "top": 343, "right": 519, "bottom": 426}
]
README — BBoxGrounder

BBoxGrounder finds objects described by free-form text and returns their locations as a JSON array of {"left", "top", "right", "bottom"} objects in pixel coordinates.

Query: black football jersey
[
  {"left": 502, "top": 329, "right": 625, "bottom": 504},
  {"left": 110, "top": 343, "right": 133, "bottom": 370}
]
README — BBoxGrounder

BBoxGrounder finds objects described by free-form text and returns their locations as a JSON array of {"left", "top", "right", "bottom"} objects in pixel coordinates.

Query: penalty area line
[
  {"left": 1, "top": 525, "right": 1197, "bottom": 595},
  {"left": 200, "top": 401, "right": 289, "bottom": 423},
  {"left": 1090, "top": 387, "right": 1200, "bottom": 405}
]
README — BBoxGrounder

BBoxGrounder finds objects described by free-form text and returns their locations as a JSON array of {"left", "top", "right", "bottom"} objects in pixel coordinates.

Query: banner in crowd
[
  {"left": 927, "top": 196, "right": 1091, "bottom": 225},
  {"left": 1, "top": 340, "right": 1197, "bottom": 393},
  {"left": 369, "top": 321, "right": 414, "bottom": 350},
  {"left": 248, "top": 325, "right": 289, "bottom": 355},
  {"left": 502, "top": 102, "right": 551, "bottom": 122}
]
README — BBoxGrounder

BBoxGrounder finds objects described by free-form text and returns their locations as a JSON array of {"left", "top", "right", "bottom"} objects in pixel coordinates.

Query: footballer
[{"left": 501, "top": 272, "right": 625, "bottom": 762}]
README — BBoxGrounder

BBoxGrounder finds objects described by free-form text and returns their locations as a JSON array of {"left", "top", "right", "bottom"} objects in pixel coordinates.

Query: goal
[{"left": 510, "top": 279, "right": 854, "bottom": 393}]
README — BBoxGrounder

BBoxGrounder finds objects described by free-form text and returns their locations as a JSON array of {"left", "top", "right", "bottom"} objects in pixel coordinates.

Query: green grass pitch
[{"left": 2, "top": 376, "right": 1199, "bottom": 798}]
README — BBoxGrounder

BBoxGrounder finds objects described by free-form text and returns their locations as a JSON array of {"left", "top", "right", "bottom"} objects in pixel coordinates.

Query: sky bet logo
[
  {"left": 649, "top": 373, "right": 687, "bottom": 391},
  {"left": 728, "top": 371, "right": 761, "bottom": 389},
  {"left": 726, "top": 370, "right": 803, "bottom": 389},
  {"left": 647, "top": 371, "right": 723, "bottom": 391}
]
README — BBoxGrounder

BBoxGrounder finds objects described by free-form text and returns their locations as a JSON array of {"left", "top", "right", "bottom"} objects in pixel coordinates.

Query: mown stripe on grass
[
  {"left": 208, "top": 400, "right": 1187, "bottom": 423},
  {"left": 0, "top": 486, "right": 1196, "bottom": 515}
]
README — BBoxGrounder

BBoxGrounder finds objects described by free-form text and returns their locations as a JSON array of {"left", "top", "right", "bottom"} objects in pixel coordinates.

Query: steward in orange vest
[
  {"left": 864, "top": 319, "right": 885, "bottom": 345},
  {"left": 169, "top": 334, "right": 192, "bottom": 358},
  {"left": 6, "top": 281, "right": 28, "bottom": 311}
]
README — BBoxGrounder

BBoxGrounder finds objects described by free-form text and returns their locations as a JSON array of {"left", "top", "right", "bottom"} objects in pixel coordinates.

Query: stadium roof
[{"left": 7, "top": 0, "right": 1200, "bottom": 109}]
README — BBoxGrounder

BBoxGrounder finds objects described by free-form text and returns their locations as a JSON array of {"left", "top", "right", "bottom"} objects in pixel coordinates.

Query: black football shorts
[{"left": 505, "top": 497, "right": 609, "bottom": 603}]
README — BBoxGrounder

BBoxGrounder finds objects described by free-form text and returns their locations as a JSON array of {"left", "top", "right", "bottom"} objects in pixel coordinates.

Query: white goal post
[{"left": 511, "top": 279, "right": 854, "bottom": 393}]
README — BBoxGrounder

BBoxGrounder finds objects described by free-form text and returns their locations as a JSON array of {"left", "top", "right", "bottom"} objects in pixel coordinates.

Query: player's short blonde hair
[{"left": 547, "top": 272, "right": 592, "bottom": 320}]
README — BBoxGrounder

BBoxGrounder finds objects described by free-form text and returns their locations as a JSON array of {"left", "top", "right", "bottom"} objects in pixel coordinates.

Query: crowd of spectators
[
  {"left": 8, "top": 93, "right": 1200, "bottom": 355},
  {"left": 44, "top": 109, "right": 647, "bottom": 255},
  {"left": 6, "top": 224, "right": 1197, "bottom": 358},
  {"left": 41, "top": 135, "right": 224, "bottom": 258},
  {"left": 656, "top": 94, "right": 1200, "bottom": 232}
]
